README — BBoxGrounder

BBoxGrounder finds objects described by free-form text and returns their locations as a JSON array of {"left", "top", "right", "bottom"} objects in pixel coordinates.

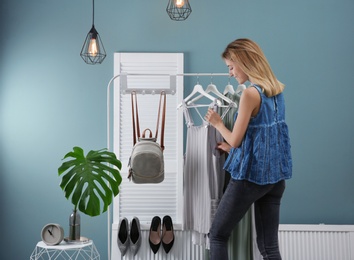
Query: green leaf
[{"left": 58, "top": 147, "right": 122, "bottom": 217}]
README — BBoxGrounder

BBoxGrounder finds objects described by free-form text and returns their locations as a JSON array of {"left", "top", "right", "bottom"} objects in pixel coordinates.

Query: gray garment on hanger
[{"left": 220, "top": 92, "right": 241, "bottom": 131}]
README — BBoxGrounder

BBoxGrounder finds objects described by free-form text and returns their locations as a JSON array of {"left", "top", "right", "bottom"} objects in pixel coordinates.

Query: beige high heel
[
  {"left": 149, "top": 216, "right": 161, "bottom": 254},
  {"left": 162, "top": 215, "right": 174, "bottom": 253}
]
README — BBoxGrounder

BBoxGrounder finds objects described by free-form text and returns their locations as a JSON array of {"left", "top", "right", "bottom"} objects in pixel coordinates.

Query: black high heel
[
  {"left": 117, "top": 217, "right": 129, "bottom": 256},
  {"left": 149, "top": 216, "right": 161, "bottom": 254},
  {"left": 162, "top": 215, "right": 174, "bottom": 253}
]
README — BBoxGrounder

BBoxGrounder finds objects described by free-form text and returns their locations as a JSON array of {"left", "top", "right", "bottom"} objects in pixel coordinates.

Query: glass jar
[{"left": 69, "top": 209, "right": 81, "bottom": 240}]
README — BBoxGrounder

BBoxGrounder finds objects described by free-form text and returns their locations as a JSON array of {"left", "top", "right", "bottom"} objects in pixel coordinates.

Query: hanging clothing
[
  {"left": 219, "top": 90, "right": 243, "bottom": 192},
  {"left": 183, "top": 101, "right": 225, "bottom": 247},
  {"left": 218, "top": 91, "right": 254, "bottom": 260},
  {"left": 219, "top": 91, "right": 241, "bottom": 132}
]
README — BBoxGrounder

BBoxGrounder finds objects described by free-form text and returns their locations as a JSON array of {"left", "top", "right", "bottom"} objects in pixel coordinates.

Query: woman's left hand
[{"left": 217, "top": 141, "right": 232, "bottom": 154}]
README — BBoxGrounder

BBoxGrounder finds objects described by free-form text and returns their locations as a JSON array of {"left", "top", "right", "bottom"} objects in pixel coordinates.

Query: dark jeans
[{"left": 209, "top": 179, "right": 286, "bottom": 260}]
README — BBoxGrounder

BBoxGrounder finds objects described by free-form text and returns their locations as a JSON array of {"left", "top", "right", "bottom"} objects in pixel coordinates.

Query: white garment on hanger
[{"left": 183, "top": 101, "right": 225, "bottom": 248}]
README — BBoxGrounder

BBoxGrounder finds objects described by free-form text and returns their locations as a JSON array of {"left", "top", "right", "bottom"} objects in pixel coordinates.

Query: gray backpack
[{"left": 128, "top": 91, "right": 166, "bottom": 184}]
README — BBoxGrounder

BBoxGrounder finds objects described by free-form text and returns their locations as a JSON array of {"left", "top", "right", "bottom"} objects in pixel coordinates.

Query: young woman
[{"left": 205, "top": 38, "right": 292, "bottom": 260}]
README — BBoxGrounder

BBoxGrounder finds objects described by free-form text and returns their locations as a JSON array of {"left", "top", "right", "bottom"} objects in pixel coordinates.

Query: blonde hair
[{"left": 222, "top": 38, "right": 284, "bottom": 97}]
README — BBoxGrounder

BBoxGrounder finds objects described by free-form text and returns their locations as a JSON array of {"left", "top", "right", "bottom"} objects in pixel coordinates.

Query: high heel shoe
[
  {"left": 117, "top": 217, "right": 129, "bottom": 256},
  {"left": 162, "top": 215, "right": 174, "bottom": 253},
  {"left": 129, "top": 217, "right": 141, "bottom": 256},
  {"left": 149, "top": 216, "right": 162, "bottom": 254}
]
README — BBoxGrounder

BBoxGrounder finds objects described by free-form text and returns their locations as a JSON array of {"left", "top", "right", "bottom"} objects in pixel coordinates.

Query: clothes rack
[{"left": 106, "top": 72, "right": 230, "bottom": 260}]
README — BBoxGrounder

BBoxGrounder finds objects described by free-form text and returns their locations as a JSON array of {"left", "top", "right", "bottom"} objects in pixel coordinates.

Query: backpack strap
[
  {"left": 131, "top": 91, "right": 166, "bottom": 151},
  {"left": 131, "top": 91, "right": 140, "bottom": 146},
  {"left": 155, "top": 91, "right": 166, "bottom": 151}
]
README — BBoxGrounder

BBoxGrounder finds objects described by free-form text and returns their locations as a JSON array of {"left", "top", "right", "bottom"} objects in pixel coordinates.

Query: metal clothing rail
[
  {"left": 105, "top": 72, "right": 229, "bottom": 260},
  {"left": 106, "top": 72, "right": 229, "bottom": 94},
  {"left": 110, "top": 72, "right": 229, "bottom": 77}
]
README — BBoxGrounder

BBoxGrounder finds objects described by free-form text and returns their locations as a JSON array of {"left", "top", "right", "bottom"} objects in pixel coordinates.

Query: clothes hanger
[
  {"left": 177, "top": 77, "right": 222, "bottom": 109},
  {"left": 223, "top": 84, "right": 234, "bottom": 95},
  {"left": 183, "top": 84, "right": 221, "bottom": 107},
  {"left": 223, "top": 77, "right": 235, "bottom": 95},
  {"left": 187, "top": 76, "right": 236, "bottom": 107},
  {"left": 235, "top": 84, "right": 246, "bottom": 94},
  {"left": 187, "top": 83, "right": 235, "bottom": 106}
]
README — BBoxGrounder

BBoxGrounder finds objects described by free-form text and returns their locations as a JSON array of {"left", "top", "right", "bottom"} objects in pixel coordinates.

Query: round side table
[{"left": 30, "top": 240, "right": 100, "bottom": 260}]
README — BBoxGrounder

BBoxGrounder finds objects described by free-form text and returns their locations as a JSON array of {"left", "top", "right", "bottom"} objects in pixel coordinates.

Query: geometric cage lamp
[
  {"left": 80, "top": 0, "right": 106, "bottom": 65},
  {"left": 166, "top": 0, "right": 192, "bottom": 21}
]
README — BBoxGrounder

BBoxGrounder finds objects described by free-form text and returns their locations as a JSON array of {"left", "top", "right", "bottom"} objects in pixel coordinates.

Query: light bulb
[
  {"left": 174, "top": 0, "right": 185, "bottom": 8},
  {"left": 88, "top": 38, "right": 98, "bottom": 57}
]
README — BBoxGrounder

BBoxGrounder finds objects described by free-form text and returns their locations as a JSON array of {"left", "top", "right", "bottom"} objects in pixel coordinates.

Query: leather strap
[
  {"left": 131, "top": 91, "right": 140, "bottom": 146},
  {"left": 156, "top": 91, "right": 166, "bottom": 151},
  {"left": 142, "top": 128, "right": 153, "bottom": 138},
  {"left": 131, "top": 91, "right": 166, "bottom": 151}
]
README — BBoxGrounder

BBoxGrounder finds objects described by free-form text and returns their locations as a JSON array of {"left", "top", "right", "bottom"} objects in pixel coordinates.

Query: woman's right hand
[{"left": 205, "top": 108, "right": 223, "bottom": 128}]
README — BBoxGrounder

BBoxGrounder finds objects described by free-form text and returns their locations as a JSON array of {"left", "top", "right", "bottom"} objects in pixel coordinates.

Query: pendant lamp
[
  {"left": 80, "top": 0, "right": 106, "bottom": 65},
  {"left": 166, "top": 0, "right": 192, "bottom": 21}
]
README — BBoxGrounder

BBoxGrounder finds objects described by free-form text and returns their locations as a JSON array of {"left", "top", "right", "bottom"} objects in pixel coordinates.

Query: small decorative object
[
  {"left": 41, "top": 223, "right": 64, "bottom": 246},
  {"left": 80, "top": 0, "right": 106, "bottom": 64},
  {"left": 166, "top": 0, "right": 192, "bottom": 21},
  {"left": 58, "top": 146, "right": 122, "bottom": 241},
  {"left": 69, "top": 209, "right": 81, "bottom": 241}
]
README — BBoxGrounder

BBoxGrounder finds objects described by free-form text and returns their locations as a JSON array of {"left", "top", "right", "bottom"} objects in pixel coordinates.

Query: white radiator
[
  {"left": 278, "top": 224, "right": 354, "bottom": 260},
  {"left": 112, "top": 224, "right": 354, "bottom": 260}
]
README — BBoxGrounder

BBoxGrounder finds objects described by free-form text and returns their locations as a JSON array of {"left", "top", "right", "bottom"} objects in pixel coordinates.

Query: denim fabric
[
  {"left": 224, "top": 85, "right": 292, "bottom": 184},
  {"left": 209, "top": 179, "right": 285, "bottom": 260}
]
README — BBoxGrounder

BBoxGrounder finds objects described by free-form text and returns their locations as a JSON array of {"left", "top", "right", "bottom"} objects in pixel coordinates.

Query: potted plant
[{"left": 58, "top": 146, "right": 122, "bottom": 241}]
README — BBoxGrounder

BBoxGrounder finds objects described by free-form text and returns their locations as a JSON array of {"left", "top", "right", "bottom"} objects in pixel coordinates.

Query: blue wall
[{"left": 1, "top": 0, "right": 353, "bottom": 259}]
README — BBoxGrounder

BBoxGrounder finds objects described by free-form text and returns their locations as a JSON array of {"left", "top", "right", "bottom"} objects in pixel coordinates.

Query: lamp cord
[{"left": 92, "top": 0, "right": 95, "bottom": 26}]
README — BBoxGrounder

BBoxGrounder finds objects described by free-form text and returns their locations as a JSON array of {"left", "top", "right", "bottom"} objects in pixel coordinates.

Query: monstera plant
[{"left": 58, "top": 146, "right": 122, "bottom": 217}]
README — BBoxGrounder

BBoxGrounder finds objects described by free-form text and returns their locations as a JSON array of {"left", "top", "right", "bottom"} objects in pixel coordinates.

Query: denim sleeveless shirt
[{"left": 224, "top": 85, "right": 292, "bottom": 185}]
